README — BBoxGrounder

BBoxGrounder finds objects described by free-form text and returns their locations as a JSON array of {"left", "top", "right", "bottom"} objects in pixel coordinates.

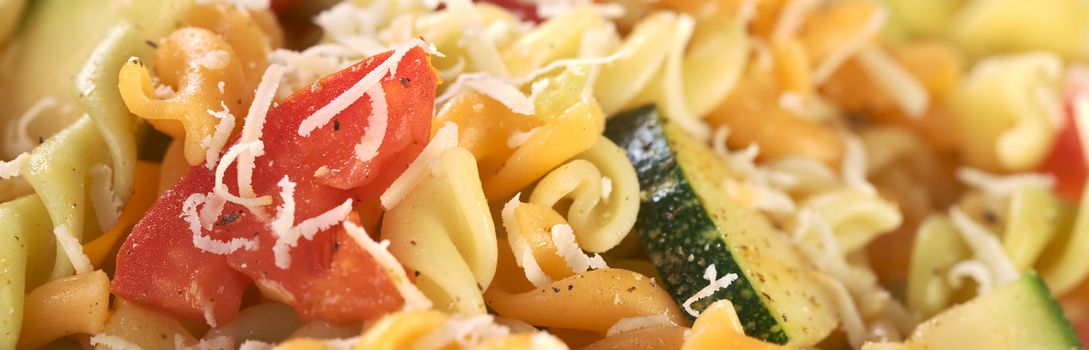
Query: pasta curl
[
  {"left": 381, "top": 147, "right": 499, "bottom": 315},
  {"left": 527, "top": 136, "right": 639, "bottom": 253}
]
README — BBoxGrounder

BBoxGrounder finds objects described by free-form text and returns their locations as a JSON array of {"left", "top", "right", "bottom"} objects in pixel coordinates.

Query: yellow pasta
[
  {"left": 434, "top": 69, "right": 605, "bottom": 200},
  {"left": 382, "top": 147, "right": 498, "bottom": 315},
  {"left": 94, "top": 300, "right": 197, "bottom": 350},
  {"left": 17, "top": 270, "right": 111, "bottom": 350},
  {"left": 527, "top": 137, "right": 639, "bottom": 253}
]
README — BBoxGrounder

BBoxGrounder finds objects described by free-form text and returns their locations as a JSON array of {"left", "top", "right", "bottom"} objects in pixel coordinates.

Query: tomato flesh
[{"left": 113, "top": 47, "right": 437, "bottom": 325}]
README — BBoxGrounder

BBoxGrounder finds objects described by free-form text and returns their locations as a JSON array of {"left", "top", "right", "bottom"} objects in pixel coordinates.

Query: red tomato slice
[
  {"left": 113, "top": 47, "right": 438, "bottom": 325},
  {"left": 1039, "top": 71, "right": 1089, "bottom": 203}
]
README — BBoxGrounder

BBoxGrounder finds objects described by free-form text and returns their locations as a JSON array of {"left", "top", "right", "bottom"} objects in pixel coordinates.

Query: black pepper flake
[
  {"left": 38, "top": 136, "right": 44, "bottom": 144},
  {"left": 627, "top": 286, "right": 637, "bottom": 293},
  {"left": 983, "top": 210, "right": 999, "bottom": 224},
  {"left": 399, "top": 77, "right": 410, "bottom": 87},
  {"left": 567, "top": 285, "right": 573, "bottom": 291},
  {"left": 333, "top": 119, "right": 341, "bottom": 131},
  {"left": 146, "top": 40, "right": 159, "bottom": 48},
  {"left": 410, "top": 240, "right": 417, "bottom": 246},
  {"left": 334, "top": 241, "right": 341, "bottom": 253},
  {"left": 217, "top": 211, "right": 240, "bottom": 226},
  {"left": 552, "top": 287, "right": 561, "bottom": 293},
  {"left": 414, "top": 271, "right": 421, "bottom": 277}
]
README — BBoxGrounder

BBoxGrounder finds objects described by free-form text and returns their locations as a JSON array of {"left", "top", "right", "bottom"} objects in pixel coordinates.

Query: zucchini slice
[
  {"left": 903, "top": 273, "right": 1082, "bottom": 349},
  {"left": 604, "top": 105, "right": 837, "bottom": 346}
]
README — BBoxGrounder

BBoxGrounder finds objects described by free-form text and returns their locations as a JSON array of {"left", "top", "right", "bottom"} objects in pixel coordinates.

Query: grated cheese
[
  {"left": 175, "top": 335, "right": 234, "bottom": 350},
  {"left": 202, "top": 102, "right": 236, "bottom": 170},
  {"left": 949, "top": 207, "right": 1019, "bottom": 286},
  {"left": 195, "top": 0, "right": 269, "bottom": 10},
  {"left": 198, "top": 192, "right": 227, "bottom": 231},
  {"left": 600, "top": 176, "right": 613, "bottom": 202},
  {"left": 237, "top": 340, "right": 273, "bottom": 350},
  {"left": 530, "top": 333, "right": 568, "bottom": 350},
  {"left": 549, "top": 224, "right": 608, "bottom": 273},
  {"left": 533, "top": 0, "right": 624, "bottom": 19},
  {"left": 235, "top": 64, "right": 285, "bottom": 199},
  {"left": 53, "top": 225, "right": 93, "bottom": 275},
  {"left": 947, "top": 259, "right": 994, "bottom": 294},
  {"left": 214, "top": 142, "right": 272, "bottom": 208},
  {"left": 506, "top": 128, "right": 537, "bottom": 148},
  {"left": 771, "top": 0, "right": 819, "bottom": 42},
  {"left": 1074, "top": 92, "right": 1089, "bottom": 165},
  {"left": 296, "top": 199, "right": 354, "bottom": 240},
  {"left": 502, "top": 194, "right": 553, "bottom": 288},
  {"left": 813, "top": 273, "right": 867, "bottom": 349},
  {"left": 88, "top": 164, "right": 122, "bottom": 233},
  {"left": 380, "top": 122, "right": 459, "bottom": 210},
  {"left": 606, "top": 314, "right": 674, "bottom": 336},
  {"left": 182, "top": 193, "right": 259, "bottom": 255},
  {"left": 297, "top": 39, "right": 434, "bottom": 137},
  {"left": 842, "top": 134, "right": 876, "bottom": 195},
  {"left": 343, "top": 221, "right": 433, "bottom": 311},
  {"left": 89, "top": 333, "right": 144, "bottom": 350},
  {"left": 7, "top": 96, "right": 57, "bottom": 155},
  {"left": 811, "top": 8, "right": 887, "bottom": 84},
  {"left": 956, "top": 167, "right": 1055, "bottom": 198},
  {"left": 354, "top": 84, "right": 389, "bottom": 162},
  {"left": 0, "top": 152, "right": 27, "bottom": 179},
  {"left": 194, "top": 50, "right": 231, "bottom": 70},
  {"left": 270, "top": 176, "right": 298, "bottom": 269},
  {"left": 855, "top": 46, "right": 929, "bottom": 119},
  {"left": 681, "top": 264, "right": 739, "bottom": 318},
  {"left": 413, "top": 314, "right": 512, "bottom": 350}
]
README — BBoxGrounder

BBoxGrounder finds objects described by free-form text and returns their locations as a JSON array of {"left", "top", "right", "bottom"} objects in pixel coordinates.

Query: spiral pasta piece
[
  {"left": 381, "top": 147, "right": 498, "bottom": 315},
  {"left": 528, "top": 136, "right": 639, "bottom": 253},
  {"left": 485, "top": 266, "right": 686, "bottom": 335},
  {"left": 118, "top": 27, "right": 249, "bottom": 166},
  {"left": 434, "top": 69, "right": 605, "bottom": 200},
  {"left": 275, "top": 309, "right": 568, "bottom": 350}
]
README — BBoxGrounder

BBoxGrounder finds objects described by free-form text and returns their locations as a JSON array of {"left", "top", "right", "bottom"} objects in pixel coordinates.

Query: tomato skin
[
  {"left": 1040, "top": 74, "right": 1089, "bottom": 203},
  {"left": 113, "top": 47, "right": 437, "bottom": 325}
]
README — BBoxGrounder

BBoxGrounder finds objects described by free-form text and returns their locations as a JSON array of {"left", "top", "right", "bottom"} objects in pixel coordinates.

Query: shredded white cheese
[
  {"left": 502, "top": 194, "right": 553, "bottom": 288},
  {"left": 842, "top": 134, "right": 876, "bottom": 194},
  {"left": 236, "top": 64, "right": 285, "bottom": 200},
  {"left": 600, "top": 176, "right": 613, "bottom": 202},
  {"left": 811, "top": 8, "right": 888, "bottom": 84},
  {"left": 530, "top": 333, "right": 568, "bottom": 350},
  {"left": 198, "top": 193, "right": 227, "bottom": 231},
  {"left": 956, "top": 167, "right": 1055, "bottom": 198},
  {"left": 414, "top": 314, "right": 512, "bottom": 350},
  {"left": 175, "top": 335, "right": 234, "bottom": 350},
  {"left": 380, "top": 122, "right": 459, "bottom": 210},
  {"left": 949, "top": 207, "right": 1020, "bottom": 286},
  {"left": 813, "top": 273, "right": 868, "bottom": 349},
  {"left": 855, "top": 46, "right": 929, "bottom": 118},
  {"left": 343, "top": 221, "right": 433, "bottom": 311},
  {"left": 53, "top": 225, "right": 93, "bottom": 275},
  {"left": 771, "top": 0, "right": 819, "bottom": 42},
  {"left": 7, "top": 96, "right": 57, "bottom": 155},
  {"left": 681, "top": 264, "right": 739, "bottom": 318},
  {"left": 550, "top": 224, "right": 608, "bottom": 273},
  {"left": 202, "top": 102, "right": 236, "bottom": 170},
  {"left": 88, "top": 163, "right": 122, "bottom": 233},
  {"left": 506, "top": 128, "right": 537, "bottom": 149},
  {"left": 89, "top": 333, "right": 144, "bottom": 350},
  {"left": 0, "top": 152, "right": 28, "bottom": 179},
  {"left": 354, "top": 84, "right": 389, "bottom": 162},
  {"left": 270, "top": 176, "right": 298, "bottom": 269},
  {"left": 181, "top": 193, "right": 259, "bottom": 255},
  {"left": 195, "top": 50, "right": 231, "bottom": 70},
  {"left": 297, "top": 39, "right": 436, "bottom": 137},
  {"left": 606, "top": 314, "right": 674, "bottom": 336}
]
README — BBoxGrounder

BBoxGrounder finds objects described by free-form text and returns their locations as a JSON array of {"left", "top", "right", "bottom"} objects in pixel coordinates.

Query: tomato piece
[
  {"left": 1039, "top": 72, "right": 1089, "bottom": 203},
  {"left": 474, "top": 0, "right": 543, "bottom": 23},
  {"left": 270, "top": 0, "right": 302, "bottom": 12},
  {"left": 113, "top": 47, "right": 438, "bottom": 325}
]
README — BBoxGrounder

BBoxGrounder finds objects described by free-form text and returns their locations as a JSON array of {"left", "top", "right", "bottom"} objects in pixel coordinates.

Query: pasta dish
[{"left": 1, "top": 0, "right": 1088, "bottom": 349}]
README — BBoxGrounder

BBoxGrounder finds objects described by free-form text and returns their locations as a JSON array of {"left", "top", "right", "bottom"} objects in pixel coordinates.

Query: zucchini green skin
[{"left": 605, "top": 106, "right": 835, "bottom": 346}]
